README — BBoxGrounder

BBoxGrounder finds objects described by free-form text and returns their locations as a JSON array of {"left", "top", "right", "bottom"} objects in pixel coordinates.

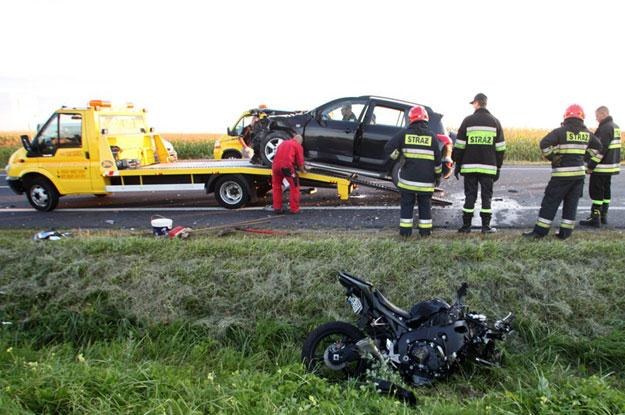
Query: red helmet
[
  {"left": 563, "top": 104, "right": 585, "bottom": 120},
  {"left": 408, "top": 105, "right": 429, "bottom": 123}
]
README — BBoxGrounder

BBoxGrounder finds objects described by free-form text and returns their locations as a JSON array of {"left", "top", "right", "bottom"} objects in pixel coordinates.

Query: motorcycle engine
[{"left": 400, "top": 340, "right": 448, "bottom": 385}]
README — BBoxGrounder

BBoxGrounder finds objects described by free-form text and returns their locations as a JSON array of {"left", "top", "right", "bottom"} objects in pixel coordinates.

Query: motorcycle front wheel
[{"left": 301, "top": 321, "right": 367, "bottom": 381}]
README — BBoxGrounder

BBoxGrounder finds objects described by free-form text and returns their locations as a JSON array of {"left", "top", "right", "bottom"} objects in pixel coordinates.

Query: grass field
[{"left": 1, "top": 230, "right": 624, "bottom": 413}]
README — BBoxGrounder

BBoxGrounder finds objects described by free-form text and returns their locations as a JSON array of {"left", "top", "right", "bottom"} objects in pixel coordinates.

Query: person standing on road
[
  {"left": 579, "top": 106, "right": 621, "bottom": 227},
  {"left": 523, "top": 104, "right": 603, "bottom": 239},
  {"left": 452, "top": 93, "right": 505, "bottom": 233},
  {"left": 271, "top": 134, "right": 306, "bottom": 214},
  {"left": 385, "top": 105, "right": 444, "bottom": 237}
]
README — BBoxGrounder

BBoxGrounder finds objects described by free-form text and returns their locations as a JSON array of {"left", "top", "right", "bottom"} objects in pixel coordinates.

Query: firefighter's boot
[
  {"left": 579, "top": 207, "right": 601, "bottom": 228},
  {"left": 458, "top": 213, "right": 472, "bottom": 233},
  {"left": 555, "top": 228, "right": 573, "bottom": 240},
  {"left": 601, "top": 204, "right": 609, "bottom": 225},
  {"left": 419, "top": 228, "right": 432, "bottom": 237},
  {"left": 480, "top": 213, "right": 497, "bottom": 233}
]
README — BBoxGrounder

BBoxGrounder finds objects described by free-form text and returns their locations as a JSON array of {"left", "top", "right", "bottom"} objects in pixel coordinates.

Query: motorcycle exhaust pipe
[{"left": 356, "top": 338, "right": 385, "bottom": 363}]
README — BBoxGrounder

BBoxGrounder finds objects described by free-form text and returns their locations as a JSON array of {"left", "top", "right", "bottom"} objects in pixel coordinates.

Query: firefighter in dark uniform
[
  {"left": 452, "top": 93, "right": 505, "bottom": 233},
  {"left": 579, "top": 106, "right": 621, "bottom": 227},
  {"left": 524, "top": 104, "right": 603, "bottom": 239},
  {"left": 385, "top": 105, "right": 444, "bottom": 237}
]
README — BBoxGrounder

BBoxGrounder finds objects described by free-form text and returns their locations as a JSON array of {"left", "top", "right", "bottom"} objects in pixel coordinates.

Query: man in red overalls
[{"left": 272, "top": 134, "right": 306, "bottom": 214}]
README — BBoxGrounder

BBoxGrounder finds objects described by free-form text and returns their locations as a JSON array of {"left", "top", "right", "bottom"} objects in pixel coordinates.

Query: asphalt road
[{"left": 2, "top": 166, "right": 625, "bottom": 232}]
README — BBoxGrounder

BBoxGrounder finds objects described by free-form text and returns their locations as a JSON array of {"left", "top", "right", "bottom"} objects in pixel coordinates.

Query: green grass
[{"left": 1, "top": 231, "right": 625, "bottom": 413}]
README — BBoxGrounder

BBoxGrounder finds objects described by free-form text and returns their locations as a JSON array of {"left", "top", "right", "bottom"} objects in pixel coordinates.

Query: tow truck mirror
[
  {"left": 20, "top": 134, "right": 33, "bottom": 153},
  {"left": 227, "top": 127, "right": 235, "bottom": 136}
]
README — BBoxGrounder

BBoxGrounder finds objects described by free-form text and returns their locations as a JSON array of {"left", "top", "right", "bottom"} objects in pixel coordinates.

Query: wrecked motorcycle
[{"left": 302, "top": 272, "right": 514, "bottom": 389}]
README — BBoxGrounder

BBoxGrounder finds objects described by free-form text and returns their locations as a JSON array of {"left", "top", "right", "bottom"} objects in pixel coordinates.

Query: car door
[
  {"left": 303, "top": 99, "right": 367, "bottom": 166},
  {"left": 356, "top": 102, "right": 408, "bottom": 171}
]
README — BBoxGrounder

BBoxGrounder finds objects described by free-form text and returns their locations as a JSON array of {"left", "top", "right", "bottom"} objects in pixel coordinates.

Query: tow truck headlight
[{"left": 214, "top": 140, "right": 221, "bottom": 149}]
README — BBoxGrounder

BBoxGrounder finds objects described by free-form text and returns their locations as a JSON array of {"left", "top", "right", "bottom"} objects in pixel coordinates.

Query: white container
[{"left": 151, "top": 216, "right": 173, "bottom": 236}]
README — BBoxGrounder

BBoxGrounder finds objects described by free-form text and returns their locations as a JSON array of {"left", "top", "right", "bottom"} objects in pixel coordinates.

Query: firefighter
[
  {"left": 579, "top": 106, "right": 621, "bottom": 227},
  {"left": 523, "top": 104, "right": 603, "bottom": 239},
  {"left": 452, "top": 93, "right": 505, "bottom": 233},
  {"left": 271, "top": 134, "right": 306, "bottom": 214},
  {"left": 384, "top": 105, "right": 444, "bottom": 237}
]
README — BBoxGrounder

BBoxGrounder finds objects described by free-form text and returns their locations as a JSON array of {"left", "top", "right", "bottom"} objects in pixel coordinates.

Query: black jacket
[
  {"left": 384, "top": 120, "right": 442, "bottom": 193},
  {"left": 452, "top": 108, "right": 505, "bottom": 175},
  {"left": 593, "top": 116, "right": 621, "bottom": 175},
  {"left": 540, "top": 118, "right": 603, "bottom": 179}
]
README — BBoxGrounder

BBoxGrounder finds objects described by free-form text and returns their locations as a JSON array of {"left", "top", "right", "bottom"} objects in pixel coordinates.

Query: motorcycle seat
[{"left": 374, "top": 290, "right": 411, "bottom": 319}]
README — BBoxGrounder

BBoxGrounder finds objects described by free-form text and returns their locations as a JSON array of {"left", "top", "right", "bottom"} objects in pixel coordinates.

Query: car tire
[
  {"left": 213, "top": 175, "right": 251, "bottom": 209},
  {"left": 26, "top": 177, "right": 60, "bottom": 212},
  {"left": 391, "top": 159, "right": 403, "bottom": 187},
  {"left": 222, "top": 150, "right": 242, "bottom": 159},
  {"left": 260, "top": 131, "right": 290, "bottom": 166}
]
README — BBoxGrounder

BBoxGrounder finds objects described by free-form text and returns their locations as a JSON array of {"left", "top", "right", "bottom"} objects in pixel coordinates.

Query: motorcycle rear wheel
[{"left": 301, "top": 321, "right": 367, "bottom": 381}]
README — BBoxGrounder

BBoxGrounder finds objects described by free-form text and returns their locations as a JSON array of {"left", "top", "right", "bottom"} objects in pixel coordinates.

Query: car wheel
[
  {"left": 391, "top": 160, "right": 403, "bottom": 187},
  {"left": 260, "top": 131, "right": 290, "bottom": 166},
  {"left": 26, "top": 177, "right": 60, "bottom": 212},
  {"left": 222, "top": 150, "right": 242, "bottom": 159},
  {"left": 214, "top": 175, "right": 251, "bottom": 209}
]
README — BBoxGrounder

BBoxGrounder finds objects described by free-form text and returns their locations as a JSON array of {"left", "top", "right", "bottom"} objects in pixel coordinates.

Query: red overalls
[{"left": 272, "top": 139, "right": 305, "bottom": 213}]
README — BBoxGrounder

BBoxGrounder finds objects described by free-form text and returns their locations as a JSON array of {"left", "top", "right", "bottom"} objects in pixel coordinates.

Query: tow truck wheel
[
  {"left": 214, "top": 175, "right": 251, "bottom": 209},
  {"left": 260, "top": 131, "right": 290, "bottom": 166},
  {"left": 26, "top": 177, "right": 59, "bottom": 212},
  {"left": 222, "top": 150, "right": 242, "bottom": 159}
]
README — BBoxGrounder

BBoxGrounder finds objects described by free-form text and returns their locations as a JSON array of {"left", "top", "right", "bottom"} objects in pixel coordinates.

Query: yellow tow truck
[{"left": 5, "top": 100, "right": 354, "bottom": 211}]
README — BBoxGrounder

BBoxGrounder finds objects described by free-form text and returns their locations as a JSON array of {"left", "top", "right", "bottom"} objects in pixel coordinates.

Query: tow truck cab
[{"left": 6, "top": 100, "right": 178, "bottom": 211}]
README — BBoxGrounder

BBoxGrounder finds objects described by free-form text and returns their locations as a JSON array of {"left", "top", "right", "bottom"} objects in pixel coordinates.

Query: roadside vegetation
[
  {"left": 1, "top": 230, "right": 624, "bottom": 413},
  {"left": 2, "top": 129, "right": 624, "bottom": 167}
]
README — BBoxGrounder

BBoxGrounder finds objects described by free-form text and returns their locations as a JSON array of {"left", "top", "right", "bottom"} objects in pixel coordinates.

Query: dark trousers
[
  {"left": 588, "top": 174, "right": 612, "bottom": 208},
  {"left": 533, "top": 178, "right": 584, "bottom": 235},
  {"left": 463, "top": 174, "right": 494, "bottom": 214},
  {"left": 399, "top": 191, "right": 432, "bottom": 236}
]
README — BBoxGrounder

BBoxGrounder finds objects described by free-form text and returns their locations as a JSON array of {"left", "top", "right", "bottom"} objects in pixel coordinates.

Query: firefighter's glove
[
  {"left": 454, "top": 163, "right": 461, "bottom": 180},
  {"left": 390, "top": 149, "right": 400, "bottom": 160},
  {"left": 494, "top": 168, "right": 501, "bottom": 182}
]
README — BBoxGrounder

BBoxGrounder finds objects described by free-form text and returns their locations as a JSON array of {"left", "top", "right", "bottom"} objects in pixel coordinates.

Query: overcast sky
[{"left": 0, "top": 0, "right": 623, "bottom": 132}]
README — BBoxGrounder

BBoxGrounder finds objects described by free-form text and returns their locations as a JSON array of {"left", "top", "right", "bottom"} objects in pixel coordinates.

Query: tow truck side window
[
  {"left": 58, "top": 114, "right": 82, "bottom": 148},
  {"left": 35, "top": 115, "right": 59, "bottom": 154},
  {"left": 232, "top": 115, "right": 253, "bottom": 136},
  {"left": 32, "top": 113, "right": 82, "bottom": 154}
]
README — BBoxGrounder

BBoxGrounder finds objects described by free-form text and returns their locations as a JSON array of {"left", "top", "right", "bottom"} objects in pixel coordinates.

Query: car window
[
  {"left": 322, "top": 101, "right": 365, "bottom": 123},
  {"left": 58, "top": 114, "right": 82, "bottom": 148},
  {"left": 369, "top": 106, "right": 406, "bottom": 128}
]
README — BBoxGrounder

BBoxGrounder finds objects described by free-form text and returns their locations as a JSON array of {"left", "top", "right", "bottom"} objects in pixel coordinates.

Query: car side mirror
[{"left": 20, "top": 134, "right": 33, "bottom": 153}]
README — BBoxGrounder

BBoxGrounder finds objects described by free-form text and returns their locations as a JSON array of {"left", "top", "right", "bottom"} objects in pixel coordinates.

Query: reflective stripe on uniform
[
  {"left": 591, "top": 199, "right": 604, "bottom": 205},
  {"left": 463, "top": 208, "right": 474, "bottom": 213},
  {"left": 454, "top": 139, "right": 466, "bottom": 149},
  {"left": 402, "top": 148, "right": 435, "bottom": 160},
  {"left": 496, "top": 141, "right": 506, "bottom": 152},
  {"left": 604, "top": 199, "right": 611, "bottom": 204},
  {"left": 400, "top": 218, "right": 413, "bottom": 228},
  {"left": 536, "top": 217, "right": 552, "bottom": 228},
  {"left": 397, "top": 177, "right": 435, "bottom": 192},
  {"left": 542, "top": 146, "right": 554, "bottom": 155},
  {"left": 480, "top": 208, "right": 492, "bottom": 214},
  {"left": 435, "top": 164, "right": 442, "bottom": 174},
  {"left": 560, "top": 219, "right": 575, "bottom": 229},
  {"left": 552, "top": 166, "right": 585, "bottom": 177},
  {"left": 418, "top": 219, "right": 433, "bottom": 229},
  {"left": 608, "top": 139, "right": 621, "bottom": 149},
  {"left": 460, "top": 163, "right": 497, "bottom": 175},
  {"left": 593, "top": 163, "right": 620, "bottom": 173}
]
